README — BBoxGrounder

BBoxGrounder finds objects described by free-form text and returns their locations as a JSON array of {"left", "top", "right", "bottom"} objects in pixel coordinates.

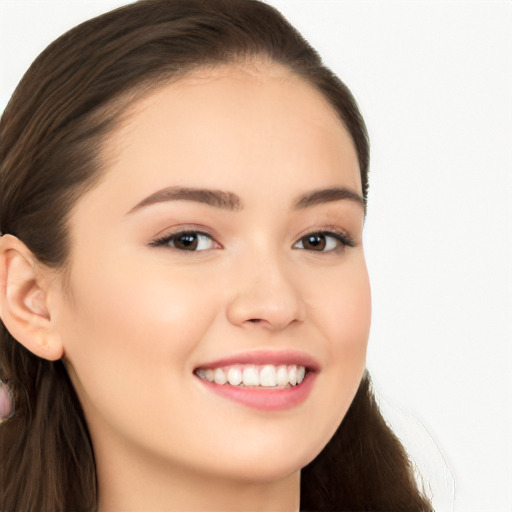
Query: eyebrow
[
  {"left": 126, "top": 185, "right": 365, "bottom": 215},
  {"left": 293, "top": 187, "right": 365, "bottom": 211},
  {"left": 126, "top": 186, "right": 242, "bottom": 214}
]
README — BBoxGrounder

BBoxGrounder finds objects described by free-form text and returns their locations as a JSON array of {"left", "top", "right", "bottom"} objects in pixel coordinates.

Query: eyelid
[
  {"left": 292, "top": 228, "right": 355, "bottom": 252},
  {"left": 149, "top": 228, "right": 221, "bottom": 250},
  {"left": 148, "top": 225, "right": 356, "bottom": 252}
]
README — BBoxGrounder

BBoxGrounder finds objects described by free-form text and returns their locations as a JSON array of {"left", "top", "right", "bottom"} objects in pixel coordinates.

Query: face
[{"left": 54, "top": 63, "right": 371, "bottom": 484}]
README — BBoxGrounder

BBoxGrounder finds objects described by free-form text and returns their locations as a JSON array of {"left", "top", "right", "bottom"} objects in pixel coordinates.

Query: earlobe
[{"left": 0, "top": 234, "right": 64, "bottom": 361}]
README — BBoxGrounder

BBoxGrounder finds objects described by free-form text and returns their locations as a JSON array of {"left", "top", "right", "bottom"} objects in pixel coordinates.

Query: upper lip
[{"left": 194, "top": 349, "right": 321, "bottom": 372}]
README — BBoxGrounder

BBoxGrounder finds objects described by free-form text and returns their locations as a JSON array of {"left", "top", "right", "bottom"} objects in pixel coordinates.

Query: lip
[
  {"left": 193, "top": 350, "right": 320, "bottom": 411},
  {"left": 194, "top": 349, "right": 321, "bottom": 372}
]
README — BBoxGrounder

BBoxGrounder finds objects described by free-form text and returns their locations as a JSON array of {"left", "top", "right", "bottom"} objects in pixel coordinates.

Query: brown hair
[{"left": 0, "top": 1, "right": 432, "bottom": 510}]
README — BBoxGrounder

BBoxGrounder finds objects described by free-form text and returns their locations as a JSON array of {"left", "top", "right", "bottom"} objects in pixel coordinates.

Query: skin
[{"left": 0, "top": 62, "right": 371, "bottom": 511}]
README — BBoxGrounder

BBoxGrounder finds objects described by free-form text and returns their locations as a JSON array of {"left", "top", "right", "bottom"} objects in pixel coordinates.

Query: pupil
[
  {"left": 177, "top": 233, "right": 198, "bottom": 250},
  {"left": 306, "top": 234, "right": 325, "bottom": 251}
]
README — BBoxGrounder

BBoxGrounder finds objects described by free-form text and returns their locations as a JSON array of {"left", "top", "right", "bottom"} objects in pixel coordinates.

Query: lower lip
[{"left": 195, "top": 372, "right": 316, "bottom": 411}]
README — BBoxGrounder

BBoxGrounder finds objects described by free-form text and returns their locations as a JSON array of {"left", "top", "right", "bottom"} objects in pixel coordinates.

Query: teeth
[
  {"left": 297, "top": 365, "right": 306, "bottom": 384},
  {"left": 213, "top": 368, "right": 227, "bottom": 385},
  {"left": 242, "top": 366, "right": 259, "bottom": 386},
  {"left": 259, "top": 365, "right": 277, "bottom": 387},
  {"left": 276, "top": 365, "right": 289, "bottom": 386},
  {"left": 197, "top": 364, "right": 307, "bottom": 388},
  {"left": 289, "top": 366, "right": 297, "bottom": 386},
  {"left": 227, "top": 367, "right": 242, "bottom": 386}
]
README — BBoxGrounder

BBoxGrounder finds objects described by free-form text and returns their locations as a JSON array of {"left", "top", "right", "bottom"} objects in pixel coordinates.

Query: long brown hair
[{"left": 0, "top": 1, "right": 432, "bottom": 510}]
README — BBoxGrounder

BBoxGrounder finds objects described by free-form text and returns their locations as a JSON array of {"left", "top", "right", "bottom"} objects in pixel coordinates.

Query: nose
[{"left": 225, "top": 253, "right": 307, "bottom": 331}]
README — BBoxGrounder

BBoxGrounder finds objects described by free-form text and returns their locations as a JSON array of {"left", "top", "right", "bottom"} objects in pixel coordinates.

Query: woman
[{"left": 0, "top": 0, "right": 433, "bottom": 510}]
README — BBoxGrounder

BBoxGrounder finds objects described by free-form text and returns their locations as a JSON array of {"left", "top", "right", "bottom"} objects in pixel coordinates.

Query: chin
[
  {"left": 194, "top": 432, "right": 329, "bottom": 485},
  {"left": 211, "top": 456, "right": 306, "bottom": 484}
]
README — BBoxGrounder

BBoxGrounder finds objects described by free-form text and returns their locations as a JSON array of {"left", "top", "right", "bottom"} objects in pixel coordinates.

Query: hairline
[{"left": 57, "top": 56, "right": 364, "bottom": 298}]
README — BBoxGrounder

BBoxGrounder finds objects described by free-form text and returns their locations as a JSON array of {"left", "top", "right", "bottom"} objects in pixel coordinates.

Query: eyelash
[
  {"left": 293, "top": 229, "right": 355, "bottom": 253},
  {"left": 149, "top": 230, "right": 218, "bottom": 251},
  {"left": 149, "top": 228, "right": 355, "bottom": 253}
]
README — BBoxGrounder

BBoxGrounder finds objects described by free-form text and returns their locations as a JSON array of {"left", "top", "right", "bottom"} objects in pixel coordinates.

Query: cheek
[
  {"left": 329, "top": 261, "right": 371, "bottom": 381},
  {"left": 332, "top": 272, "right": 371, "bottom": 358},
  {"left": 310, "top": 258, "right": 371, "bottom": 354},
  {"left": 303, "top": 259, "right": 371, "bottom": 440},
  {"left": 58, "top": 255, "right": 219, "bottom": 414}
]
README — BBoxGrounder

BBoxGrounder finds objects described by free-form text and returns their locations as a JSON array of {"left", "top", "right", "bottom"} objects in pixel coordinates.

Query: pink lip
[
  {"left": 194, "top": 349, "right": 321, "bottom": 372},
  {"left": 196, "top": 373, "right": 316, "bottom": 411},
  {"left": 194, "top": 350, "right": 320, "bottom": 412}
]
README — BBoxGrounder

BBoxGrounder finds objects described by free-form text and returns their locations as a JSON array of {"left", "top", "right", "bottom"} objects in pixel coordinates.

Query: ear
[{"left": 0, "top": 234, "right": 63, "bottom": 361}]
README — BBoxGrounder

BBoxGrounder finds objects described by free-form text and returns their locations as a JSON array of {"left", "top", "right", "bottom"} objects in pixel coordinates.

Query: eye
[
  {"left": 293, "top": 231, "right": 354, "bottom": 252},
  {"left": 150, "top": 231, "right": 218, "bottom": 251}
]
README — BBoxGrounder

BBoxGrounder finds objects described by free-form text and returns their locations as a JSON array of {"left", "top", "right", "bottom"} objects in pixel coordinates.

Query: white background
[{"left": 1, "top": 1, "right": 511, "bottom": 511}]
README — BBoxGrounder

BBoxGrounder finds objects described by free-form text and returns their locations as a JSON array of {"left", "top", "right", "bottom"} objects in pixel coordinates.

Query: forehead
[{"left": 87, "top": 62, "right": 361, "bottom": 211}]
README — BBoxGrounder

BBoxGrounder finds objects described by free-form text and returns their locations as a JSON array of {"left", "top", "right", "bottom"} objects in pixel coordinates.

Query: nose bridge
[{"left": 225, "top": 241, "right": 306, "bottom": 330}]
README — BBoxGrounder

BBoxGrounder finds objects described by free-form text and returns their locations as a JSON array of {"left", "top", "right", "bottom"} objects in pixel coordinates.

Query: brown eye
[
  {"left": 293, "top": 231, "right": 351, "bottom": 252},
  {"left": 151, "top": 231, "right": 217, "bottom": 251},
  {"left": 173, "top": 233, "right": 199, "bottom": 250},
  {"left": 302, "top": 233, "right": 326, "bottom": 251}
]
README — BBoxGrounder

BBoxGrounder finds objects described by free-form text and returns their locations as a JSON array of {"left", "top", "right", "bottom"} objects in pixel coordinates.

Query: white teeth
[
  {"left": 259, "top": 365, "right": 277, "bottom": 387},
  {"left": 242, "top": 366, "right": 259, "bottom": 386},
  {"left": 227, "top": 367, "right": 242, "bottom": 386},
  {"left": 289, "top": 365, "right": 297, "bottom": 386},
  {"left": 213, "top": 368, "right": 227, "bottom": 385},
  {"left": 197, "top": 364, "right": 307, "bottom": 388},
  {"left": 276, "top": 365, "right": 289, "bottom": 386},
  {"left": 297, "top": 365, "right": 306, "bottom": 384}
]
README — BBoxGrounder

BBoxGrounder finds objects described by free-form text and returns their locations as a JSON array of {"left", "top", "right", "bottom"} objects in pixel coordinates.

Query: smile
[
  {"left": 195, "top": 364, "right": 306, "bottom": 388},
  {"left": 193, "top": 351, "right": 318, "bottom": 411}
]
